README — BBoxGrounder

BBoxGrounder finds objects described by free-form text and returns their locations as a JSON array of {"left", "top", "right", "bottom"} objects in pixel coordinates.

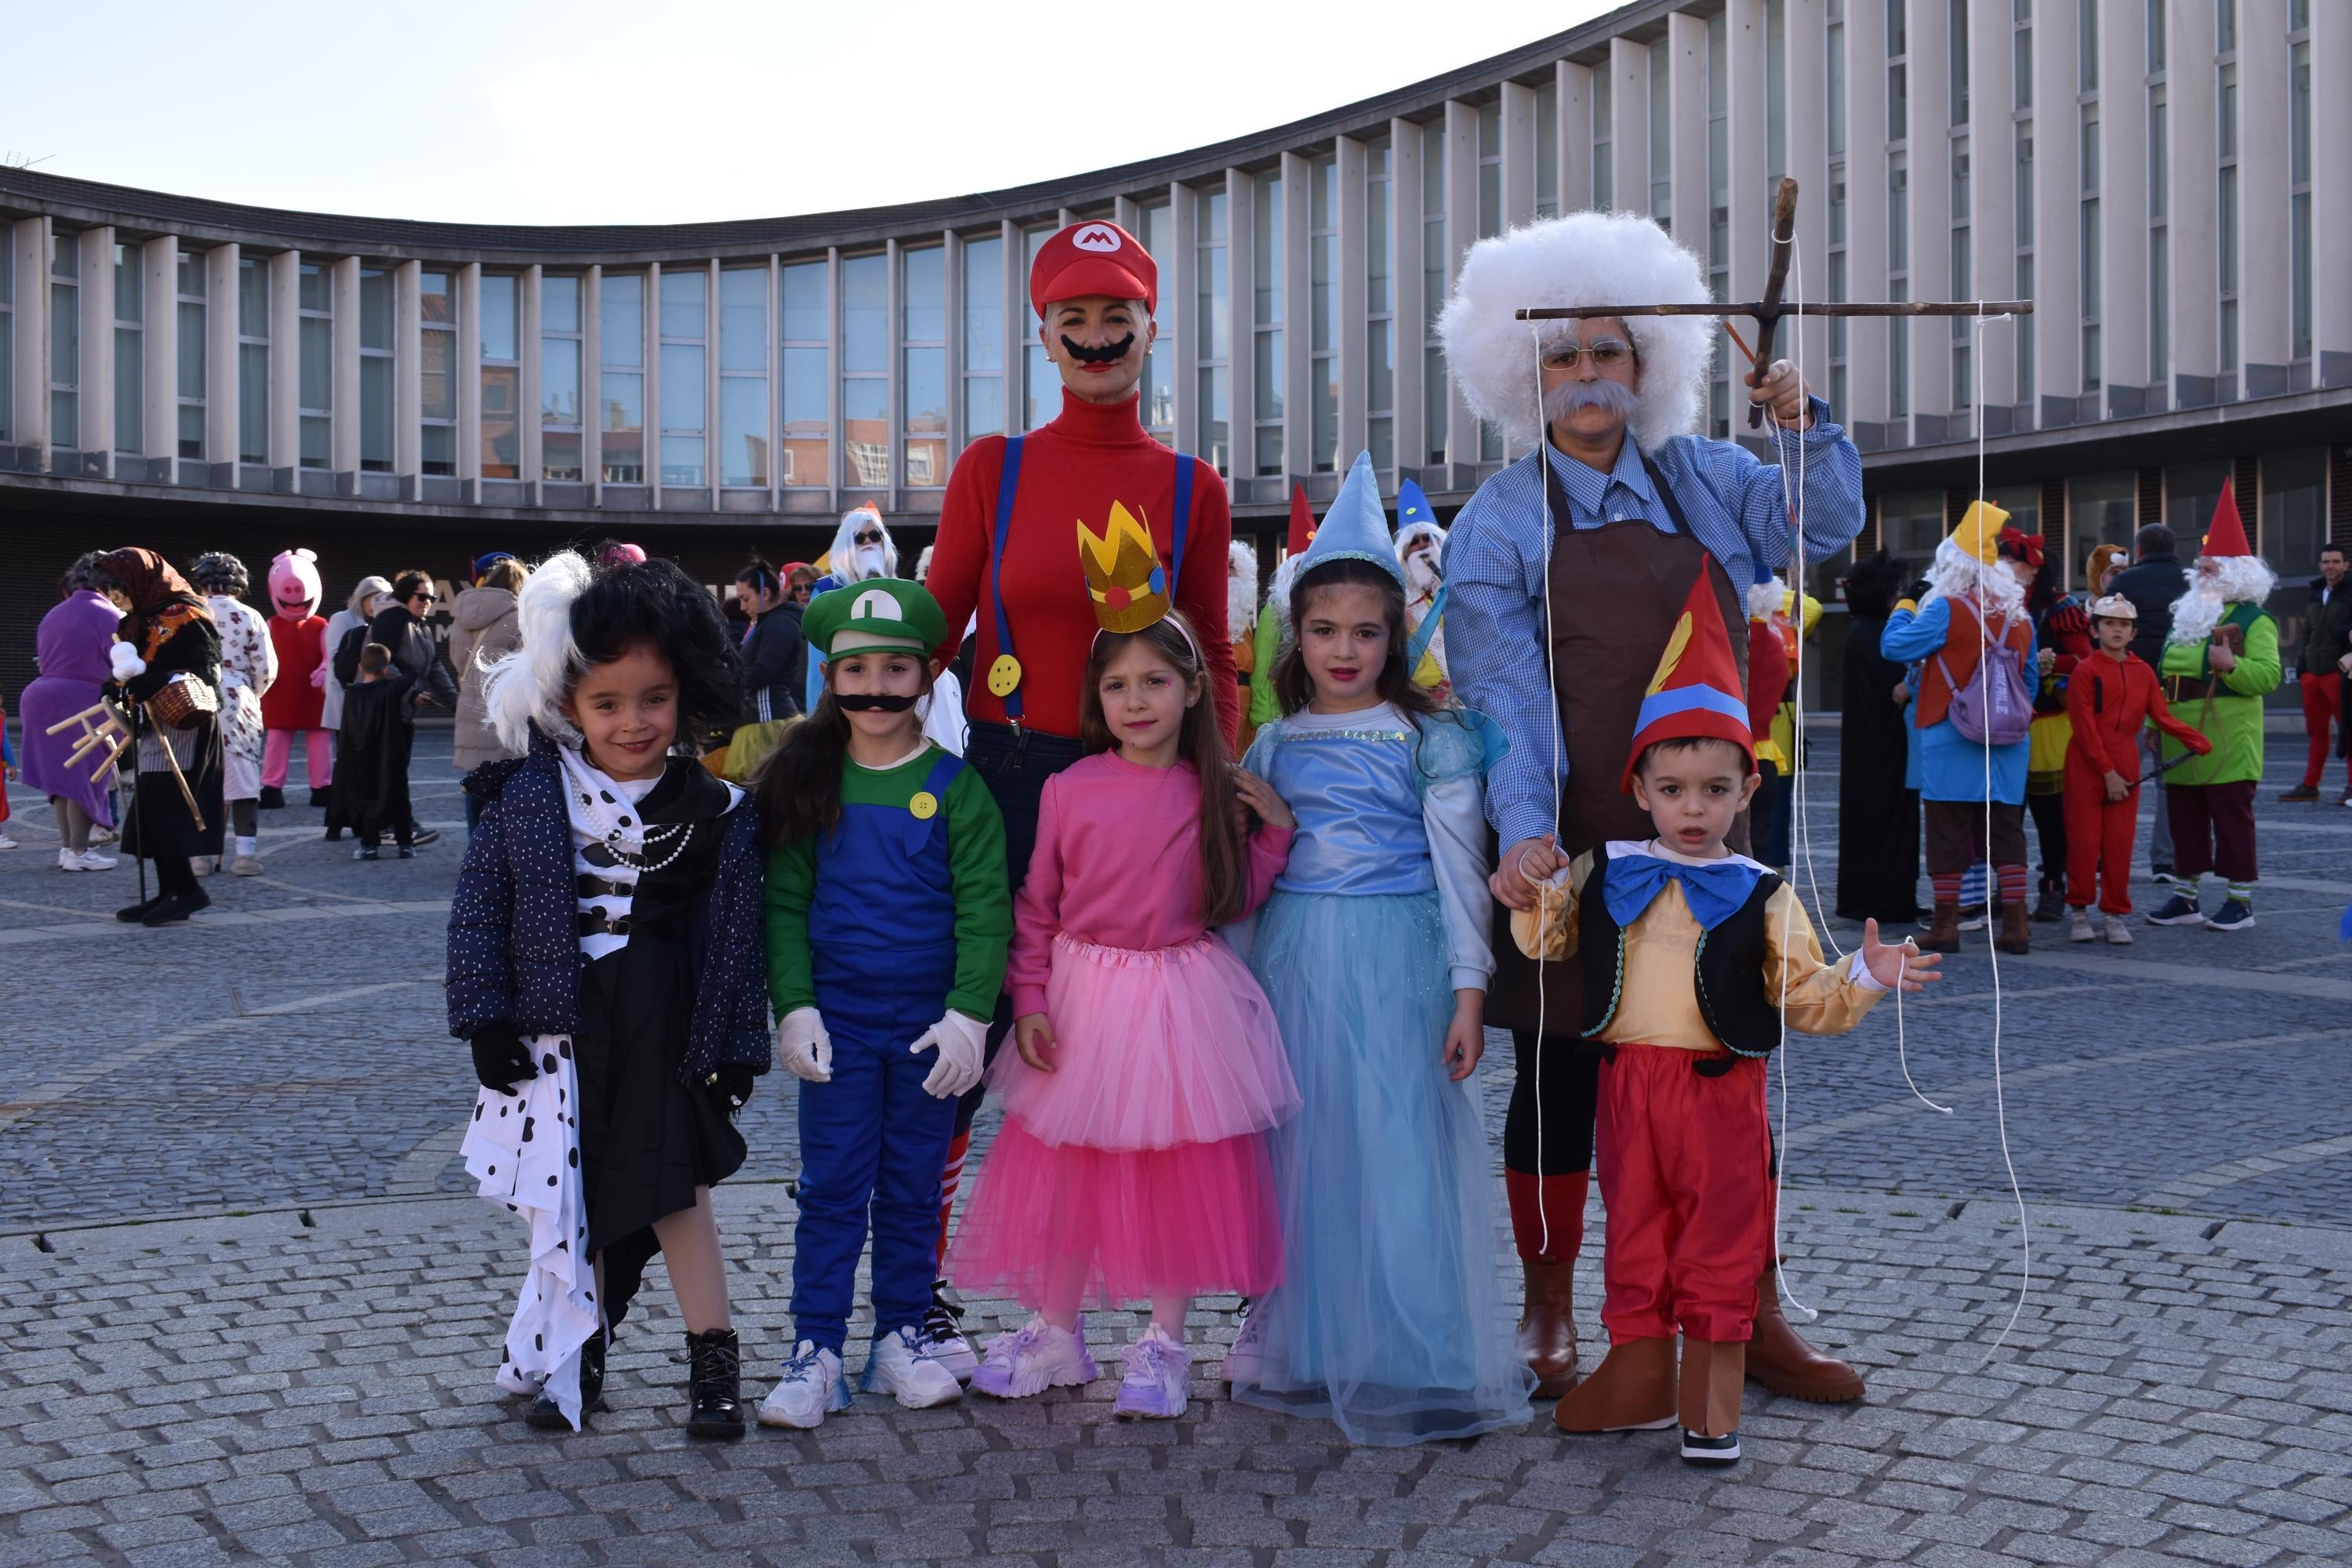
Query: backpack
[{"left": 1935, "top": 610, "right": 2033, "bottom": 746}]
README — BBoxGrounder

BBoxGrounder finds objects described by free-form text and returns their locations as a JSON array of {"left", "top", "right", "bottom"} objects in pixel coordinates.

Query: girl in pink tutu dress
[{"left": 948, "top": 608, "right": 1298, "bottom": 1419}]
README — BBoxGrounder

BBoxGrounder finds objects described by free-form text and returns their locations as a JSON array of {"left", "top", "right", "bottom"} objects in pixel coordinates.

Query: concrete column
[
  {"left": 8, "top": 218, "right": 45, "bottom": 455},
  {"left": 1787, "top": 0, "right": 1831, "bottom": 381},
  {"left": 1171, "top": 194, "right": 1198, "bottom": 456},
  {"left": 394, "top": 260, "right": 421, "bottom": 481},
  {"left": 1501, "top": 79, "right": 1537, "bottom": 230},
  {"left": 1283, "top": 150, "right": 1312, "bottom": 478},
  {"left": 2238, "top": 0, "right": 2291, "bottom": 378},
  {"left": 520, "top": 264, "right": 543, "bottom": 488},
  {"left": 1907, "top": 0, "right": 1951, "bottom": 423},
  {"left": 1225, "top": 168, "right": 1255, "bottom": 474},
  {"left": 2032, "top": 1, "right": 2082, "bottom": 408},
  {"left": 1727, "top": 0, "right": 1770, "bottom": 304},
  {"left": 457, "top": 262, "right": 482, "bottom": 484},
  {"left": 1444, "top": 100, "right": 1477, "bottom": 464},
  {"left": 583, "top": 266, "right": 602, "bottom": 497},
  {"left": 1336, "top": 133, "right": 1368, "bottom": 464},
  {"left": 1001, "top": 219, "right": 1024, "bottom": 439},
  {"left": 331, "top": 257, "right": 360, "bottom": 476},
  {"left": 1610, "top": 38, "right": 1649, "bottom": 216},
  {"left": 2167, "top": 0, "right": 2219, "bottom": 387},
  {"left": 205, "top": 243, "right": 239, "bottom": 466},
  {"left": 1391, "top": 118, "right": 1425, "bottom": 473},
  {"left": 78, "top": 225, "right": 114, "bottom": 464},
  {"left": 1967, "top": 0, "right": 2016, "bottom": 413},
  {"left": 1669, "top": 11, "right": 1709, "bottom": 255},
  {"left": 1559, "top": 60, "right": 1594, "bottom": 212},
  {"left": 141, "top": 236, "right": 176, "bottom": 462},
  {"left": 2317, "top": 0, "right": 2352, "bottom": 379},
  {"left": 1846, "top": 0, "right": 1889, "bottom": 425},
  {"left": 269, "top": 249, "right": 299, "bottom": 471},
  {"left": 2099, "top": 0, "right": 2151, "bottom": 401}
]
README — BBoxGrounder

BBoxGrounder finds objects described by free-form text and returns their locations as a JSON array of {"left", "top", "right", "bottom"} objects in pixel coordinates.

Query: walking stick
[
  {"left": 125, "top": 700, "right": 148, "bottom": 908},
  {"left": 151, "top": 716, "right": 208, "bottom": 833}
]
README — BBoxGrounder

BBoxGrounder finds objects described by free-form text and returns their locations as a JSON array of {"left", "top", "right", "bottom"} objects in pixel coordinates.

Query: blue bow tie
[{"left": 1602, "top": 851, "right": 1766, "bottom": 933}]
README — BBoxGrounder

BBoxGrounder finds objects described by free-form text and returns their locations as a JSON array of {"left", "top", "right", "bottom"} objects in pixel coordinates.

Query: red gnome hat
[
  {"left": 1287, "top": 484, "right": 1315, "bottom": 557},
  {"left": 2201, "top": 479, "right": 2252, "bottom": 558},
  {"left": 1622, "top": 556, "right": 1756, "bottom": 792}
]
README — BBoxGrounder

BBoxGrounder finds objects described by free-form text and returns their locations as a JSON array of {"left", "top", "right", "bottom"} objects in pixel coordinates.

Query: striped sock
[
  {"left": 1994, "top": 863, "right": 2031, "bottom": 906},
  {"left": 2227, "top": 881, "right": 2255, "bottom": 904},
  {"left": 935, "top": 1127, "right": 973, "bottom": 1272},
  {"left": 2180, "top": 873, "right": 2202, "bottom": 901},
  {"left": 1931, "top": 873, "right": 1963, "bottom": 906}
]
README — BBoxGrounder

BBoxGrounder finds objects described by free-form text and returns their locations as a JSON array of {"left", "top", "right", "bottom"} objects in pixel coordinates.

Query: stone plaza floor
[{"left": 3, "top": 730, "right": 2348, "bottom": 1567}]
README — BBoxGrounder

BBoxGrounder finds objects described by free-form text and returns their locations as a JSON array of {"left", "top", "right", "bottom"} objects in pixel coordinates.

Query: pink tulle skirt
[
  {"left": 948, "top": 1120, "right": 1284, "bottom": 1308},
  {"left": 987, "top": 932, "right": 1300, "bottom": 1150}
]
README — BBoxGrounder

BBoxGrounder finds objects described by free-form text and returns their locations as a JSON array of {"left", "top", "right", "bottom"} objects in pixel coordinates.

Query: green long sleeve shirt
[
  {"left": 1249, "top": 595, "right": 1286, "bottom": 731},
  {"left": 763, "top": 744, "right": 1011, "bottom": 1022},
  {"left": 2158, "top": 607, "right": 2281, "bottom": 786}
]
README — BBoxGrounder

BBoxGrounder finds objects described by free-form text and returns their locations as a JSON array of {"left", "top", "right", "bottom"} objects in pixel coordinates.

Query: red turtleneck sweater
[{"left": 927, "top": 393, "right": 1238, "bottom": 742}]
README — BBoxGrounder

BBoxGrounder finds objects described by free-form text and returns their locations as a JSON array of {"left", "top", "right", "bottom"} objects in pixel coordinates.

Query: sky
[{"left": 6, "top": 0, "right": 1617, "bottom": 227}]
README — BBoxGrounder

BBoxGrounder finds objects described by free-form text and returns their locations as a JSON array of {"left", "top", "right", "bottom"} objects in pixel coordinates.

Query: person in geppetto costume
[
  {"left": 1512, "top": 559, "right": 1936, "bottom": 1465},
  {"left": 448, "top": 550, "right": 771, "bottom": 1439},
  {"left": 91, "top": 548, "right": 227, "bottom": 927},
  {"left": 918, "top": 217, "right": 1237, "bottom": 1377},
  {"left": 1437, "top": 209, "right": 1867, "bottom": 1404}
]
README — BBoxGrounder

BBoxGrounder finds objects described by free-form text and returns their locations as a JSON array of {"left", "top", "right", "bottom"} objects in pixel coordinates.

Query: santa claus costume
[{"left": 260, "top": 549, "right": 332, "bottom": 808}]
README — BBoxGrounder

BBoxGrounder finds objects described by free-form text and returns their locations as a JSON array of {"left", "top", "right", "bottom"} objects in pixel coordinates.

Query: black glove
[
  {"left": 709, "top": 1064, "right": 757, "bottom": 1116},
  {"left": 471, "top": 1024, "right": 537, "bottom": 1093}
]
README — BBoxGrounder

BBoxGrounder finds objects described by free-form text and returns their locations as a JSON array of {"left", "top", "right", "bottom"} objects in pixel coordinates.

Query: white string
[
  {"left": 1528, "top": 321, "right": 1563, "bottom": 1259},
  {"left": 1892, "top": 948, "right": 1953, "bottom": 1114}
]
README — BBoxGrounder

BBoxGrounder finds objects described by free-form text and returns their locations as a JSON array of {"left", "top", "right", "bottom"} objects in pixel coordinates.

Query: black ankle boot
[
  {"left": 684, "top": 1328, "right": 745, "bottom": 1439},
  {"left": 525, "top": 1327, "right": 607, "bottom": 1431}
]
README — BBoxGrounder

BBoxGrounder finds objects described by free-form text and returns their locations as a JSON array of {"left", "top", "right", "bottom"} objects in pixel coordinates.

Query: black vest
[{"left": 1577, "top": 851, "right": 1786, "bottom": 1058}]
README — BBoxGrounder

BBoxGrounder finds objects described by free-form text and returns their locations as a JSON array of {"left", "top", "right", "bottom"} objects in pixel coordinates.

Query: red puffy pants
[
  {"left": 1593, "top": 1041, "right": 1773, "bottom": 1344},
  {"left": 2062, "top": 757, "right": 2140, "bottom": 916}
]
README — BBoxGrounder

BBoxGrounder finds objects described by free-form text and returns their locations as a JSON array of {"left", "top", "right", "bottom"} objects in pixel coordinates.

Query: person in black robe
[
  {"left": 333, "top": 643, "right": 416, "bottom": 857},
  {"left": 1837, "top": 551, "right": 1922, "bottom": 924},
  {"left": 93, "top": 548, "right": 226, "bottom": 927}
]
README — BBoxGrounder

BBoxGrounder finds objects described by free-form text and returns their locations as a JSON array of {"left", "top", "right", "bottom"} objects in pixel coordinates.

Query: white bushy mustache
[{"left": 1544, "top": 378, "right": 1639, "bottom": 426}]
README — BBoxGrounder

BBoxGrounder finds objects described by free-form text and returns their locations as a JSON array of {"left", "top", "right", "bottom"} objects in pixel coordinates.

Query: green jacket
[
  {"left": 1249, "top": 595, "right": 1287, "bottom": 731},
  {"left": 2158, "top": 605, "right": 2281, "bottom": 786}
]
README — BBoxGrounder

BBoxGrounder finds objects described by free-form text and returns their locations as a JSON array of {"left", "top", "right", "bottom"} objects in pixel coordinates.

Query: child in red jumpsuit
[{"left": 2063, "top": 593, "right": 2212, "bottom": 943}]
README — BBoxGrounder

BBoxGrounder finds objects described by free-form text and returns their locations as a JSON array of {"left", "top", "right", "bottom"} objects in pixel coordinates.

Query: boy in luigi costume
[{"left": 753, "top": 576, "right": 1012, "bottom": 1428}]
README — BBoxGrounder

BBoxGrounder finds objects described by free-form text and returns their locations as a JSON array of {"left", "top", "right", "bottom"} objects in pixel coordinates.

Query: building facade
[{"left": 2, "top": 0, "right": 2346, "bottom": 706}]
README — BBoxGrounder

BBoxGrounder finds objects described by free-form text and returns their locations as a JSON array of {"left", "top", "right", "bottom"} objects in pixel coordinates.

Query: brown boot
[
  {"left": 1998, "top": 898, "right": 2031, "bottom": 955},
  {"left": 1918, "top": 901, "right": 1961, "bottom": 953},
  {"left": 1553, "top": 1336, "right": 1676, "bottom": 1432},
  {"left": 1677, "top": 1339, "right": 1747, "bottom": 1465},
  {"left": 1747, "top": 1265, "right": 1865, "bottom": 1403},
  {"left": 1515, "top": 1259, "right": 1580, "bottom": 1398}
]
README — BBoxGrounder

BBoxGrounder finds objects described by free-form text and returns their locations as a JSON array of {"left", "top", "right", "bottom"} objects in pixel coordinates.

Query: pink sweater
[{"left": 1008, "top": 751, "right": 1292, "bottom": 1016}]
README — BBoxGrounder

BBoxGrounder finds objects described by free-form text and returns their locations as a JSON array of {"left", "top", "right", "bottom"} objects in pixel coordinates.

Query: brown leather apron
[{"left": 1485, "top": 451, "right": 1750, "bottom": 1033}]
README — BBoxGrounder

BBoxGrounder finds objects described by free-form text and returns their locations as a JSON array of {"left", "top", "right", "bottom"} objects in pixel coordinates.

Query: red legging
[{"left": 2062, "top": 757, "right": 2139, "bottom": 915}]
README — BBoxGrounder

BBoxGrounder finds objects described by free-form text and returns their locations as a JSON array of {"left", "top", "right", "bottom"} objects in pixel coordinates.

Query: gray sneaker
[
  {"left": 2103, "top": 916, "right": 2133, "bottom": 945},
  {"left": 2067, "top": 909, "right": 2096, "bottom": 943}
]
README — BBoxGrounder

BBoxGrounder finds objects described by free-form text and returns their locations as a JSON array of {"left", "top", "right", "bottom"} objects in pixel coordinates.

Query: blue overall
[{"left": 789, "top": 751, "right": 968, "bottom": 1356}]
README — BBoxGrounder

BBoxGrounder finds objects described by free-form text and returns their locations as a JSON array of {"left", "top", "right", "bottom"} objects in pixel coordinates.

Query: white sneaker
[
  {"left": 757, "top": 1340, "right": 848, "bottom": 1429},
  {"left": 61, "top": 847, "right": 117, "bottom": 872},
  {"left": 89, "top": 826, "right": 116, "bottom": 846},
  {"left": 1220, "top": 1304, "right": 1265, "bottom": 1385},
  {"left": 0, "top": 833, "right": 17, "bottom": 849},
  {"left": 230, "top": 855, "right": 263, "bottom": 877},
  {"left": 2067, "top": 909, "right": 2096, "bottom": 943},
  {"left": 967, "top": 1315, "right": 1099, "bottom": 1399},
  {"left": 862, "top": 1324, "right": 964, "bottom": 1409},
  {"left": 1114, "top": 1325, "right": 1192, "bottom": 1420},
  {"left": 2103, "top": 916, "right": 2134, "bottom": 946}
]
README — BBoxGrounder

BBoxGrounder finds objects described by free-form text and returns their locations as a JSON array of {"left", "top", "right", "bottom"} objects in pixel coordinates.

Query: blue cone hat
[{"left": 1295, "top": 452, "right": 1403, "bottom": 585}]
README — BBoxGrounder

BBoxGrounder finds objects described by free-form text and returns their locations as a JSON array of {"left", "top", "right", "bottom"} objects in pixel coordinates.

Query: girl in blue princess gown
[{"left": 1226, "top": 453, "right": 1534, "bottom": 1444}]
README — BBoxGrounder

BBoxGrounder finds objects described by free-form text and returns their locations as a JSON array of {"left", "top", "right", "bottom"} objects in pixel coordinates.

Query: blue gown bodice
[{"left": 1258, "top": 721, "right": 1436, "bottom": 898}]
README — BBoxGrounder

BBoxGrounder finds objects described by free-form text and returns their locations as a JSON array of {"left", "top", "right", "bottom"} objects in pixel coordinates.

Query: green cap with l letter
[{"left": 802, "top": 575, "right": 947, "bottom": 661}]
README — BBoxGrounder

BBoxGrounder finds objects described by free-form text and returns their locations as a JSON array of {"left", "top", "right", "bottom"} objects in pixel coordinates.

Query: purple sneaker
[
  {"left": 1114, "top": 1326, "right": 1192, "bottom": 1420},
  {"left": 968, "top": 1315, "right": 1098, "bottom": 1399}
]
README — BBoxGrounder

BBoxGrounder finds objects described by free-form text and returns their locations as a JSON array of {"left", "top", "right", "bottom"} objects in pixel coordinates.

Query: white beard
[
  {"left": 1922, "top": 537, "right": 2024, "bottom": 619},
  {"left": 2168, "top": 556, "right": 2278, "bottom": 646},
  {"left": 1748, "top": 576, "right": 1788, "bottom": 622},
  {"left": 1228, "top": 574, "right": 1258, "bottom": 637},
  {"left": 853, "top": 545, "right": 889, "bottom": 579},
  {"left": 1402, "top": 550, "right": 1441, "bottom": 598}
]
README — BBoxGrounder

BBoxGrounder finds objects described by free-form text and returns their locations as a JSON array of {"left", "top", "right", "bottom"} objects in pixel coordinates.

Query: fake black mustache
[
  {"left": 1063, "top": 334, "right": 1136, "bottom": 365},
  {"left": 833, "top": 691, "right": 920, "bottom": 713}
]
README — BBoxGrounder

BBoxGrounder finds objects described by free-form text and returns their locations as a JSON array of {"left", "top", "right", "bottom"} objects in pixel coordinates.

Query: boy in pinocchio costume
[{"left": 1515, "top": 560, "right": 1937, "bottom": 1467}]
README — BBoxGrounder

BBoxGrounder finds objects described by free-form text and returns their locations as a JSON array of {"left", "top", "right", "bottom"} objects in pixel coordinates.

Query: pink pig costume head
[{"left": 269, "top": 549, "right": 322, "bottom": 619}]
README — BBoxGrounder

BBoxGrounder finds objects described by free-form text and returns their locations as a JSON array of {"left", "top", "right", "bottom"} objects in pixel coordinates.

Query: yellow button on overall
[{"left": 986, "top": 653, "right": 1023, "bottom": 697}]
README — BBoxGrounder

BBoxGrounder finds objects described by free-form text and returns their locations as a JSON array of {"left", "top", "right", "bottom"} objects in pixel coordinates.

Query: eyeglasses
[
  {"left": 855, "top": 529, "right": 885, "bottom": 546},
  {"left": 1541, "top": 339, "right": 1636, "bottom": 372},
  {"left": 411, "top": 593, "right": 437, "bottom": 604}
]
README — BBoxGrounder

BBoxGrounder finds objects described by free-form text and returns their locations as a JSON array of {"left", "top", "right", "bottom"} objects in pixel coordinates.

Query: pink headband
[{"left": 1090, "top": 613, "right": 1203, "bottom": 666}]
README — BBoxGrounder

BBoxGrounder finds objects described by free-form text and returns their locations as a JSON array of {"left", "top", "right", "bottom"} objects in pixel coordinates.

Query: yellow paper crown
[
  {"left": 1951, "top": 499, "right": 2010, "bottom": 564},
  {"left": 1077, "top": 500, "right": 1171, "bottom": 635}
]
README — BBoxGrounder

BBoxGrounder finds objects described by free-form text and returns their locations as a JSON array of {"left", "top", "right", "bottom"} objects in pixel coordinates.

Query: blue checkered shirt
[{"left": 1443, "top": 397, "right": 1864, "bottom": 850}]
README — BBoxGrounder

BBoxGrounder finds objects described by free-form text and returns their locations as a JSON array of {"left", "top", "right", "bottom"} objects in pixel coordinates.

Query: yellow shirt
[{"left": 1511, "top": 842, "right": 1886, "bottom": 1051}]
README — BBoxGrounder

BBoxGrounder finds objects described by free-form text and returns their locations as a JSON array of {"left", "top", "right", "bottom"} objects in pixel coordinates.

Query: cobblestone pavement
[{"left": 4, "top": 730, "right": 2348, "bottom": 1566}]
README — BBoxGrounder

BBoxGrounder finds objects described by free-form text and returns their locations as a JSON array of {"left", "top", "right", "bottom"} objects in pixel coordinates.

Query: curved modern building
[{"left": 2, "top": 0, "right": 2346, "bottom": 703}]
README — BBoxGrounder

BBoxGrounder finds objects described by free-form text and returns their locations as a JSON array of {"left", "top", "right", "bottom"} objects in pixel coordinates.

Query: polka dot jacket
[{"left": 446, "top": 726, "right": 771, "bottom": 1084}]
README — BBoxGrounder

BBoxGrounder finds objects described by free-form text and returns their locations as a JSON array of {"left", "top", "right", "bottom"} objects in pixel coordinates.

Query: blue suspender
[
  {"left": 985, "top": 437, "right": 1195, "bottom": 729},
  {"left": 1406, "top": 581, "right": 1448, "bottom": 670}
]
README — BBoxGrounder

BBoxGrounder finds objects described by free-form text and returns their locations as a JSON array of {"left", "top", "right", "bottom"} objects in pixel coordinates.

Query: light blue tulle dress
[{"left": 1232, "top": 702, "right": 1534, "bottom": 1444}]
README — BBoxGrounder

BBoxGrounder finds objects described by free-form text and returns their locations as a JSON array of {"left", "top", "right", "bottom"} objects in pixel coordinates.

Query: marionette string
[{"left": 1527, "top": 321, "right": 1563, "bottom": 1260}]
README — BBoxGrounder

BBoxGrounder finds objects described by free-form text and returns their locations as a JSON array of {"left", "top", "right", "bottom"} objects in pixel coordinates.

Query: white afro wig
[
  {"left": 1436, "top": 209, "right": 1714, "bottom": 454},
  {"left": 481, "top": 549, "right": 592, "bottom": 752}
]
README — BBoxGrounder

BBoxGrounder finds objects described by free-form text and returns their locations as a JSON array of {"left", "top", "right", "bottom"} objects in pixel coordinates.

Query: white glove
[
  {"left": 778, "top": 1007, "right": 833, "bottom": 1083},
  {"left": 109, "top": 641, "right": 147, "bottom": 681},
  {"left": 910, "top": 1010, "right": 988, "bottom": 1099}
]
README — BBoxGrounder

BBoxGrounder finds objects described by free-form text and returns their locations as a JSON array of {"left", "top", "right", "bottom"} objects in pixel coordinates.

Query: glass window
[
  {"left": 235, "top": 256, "right": 267, "bottom": 464},
  {"left": 780, "top": 260, "right": 828, "bottom": 487},
  {"left": 1423, "top": 117, "right": 1449, "bottom": 464},
  {"left": 902, "top": 247, "right": 945, "bottom": 485},
  {"left": 1310, "top": 154, "right": 1338, "bottom": 473},
  {"left": 1367, "top": 132, "right": 1395, "bottom": 474},
  {"left": 114, "top": 244, "right": 143, "bottom": 456},
  {"left": 543, "top": 274, "right": 580, "bottom": 334},
  {"left": 480, "top": 274, "right": 520, "bottom": 480},
  {"left": 420, "top": 269, "right": 456, "bottom": 476},
  {"left": 1194, "top": 190, "right": 1229, "bottom": 472},
  {"left": 176, "top": 252, "right": 205, "bottom": 459},
  {"left": 599, "top": 273, "right": 645, "bottom": 484},
  {"left": 659, "top": 267, "right": 706, "bottom": 488},
  {"left": 659, "top": 269, "right": 705, "bottom": 341},
  {"left": 2259, "top": 448, "right": 2326, "bottom": 583},
  {"left": 359, "top": 267, "right": 392, "bottom": 473},
  {"left": 2167, "top": 461, "right": 2230, "bottom": 543},
  {"left": 720, "top": 267, "right": 768, "bottom": 486},
  {"left": 1593, "top": 61, "right": 1614, "bottom": 211},
  {"left": 2289, "top": 39, "right": 2311, "bottom": 361},
  {"left": 1536, "top": 79, "right": 1559, "bottom": 218},
  {"left": 2070, "top": 470, "right": 2136, "bottom": 553},
  {"left": 1138, "top": 203, "right": 1174, "bottom": 435},
  {"left": 719, "top": 267, "right": 766, "bottom": 372},
  {"left": 1880, "top": 489, "right": 1947, "bottom": 557},
  {"left": 542, "top": 274, "right": 583, "bottom": 482},
  {"left": 840, "top": 252, "right": 887, "bottom": 482},
  {"left": 1478, "top": 100, "right": 1502, "bottom": 241},
  {"left": 297, "top": 262, "right": 332, "bottom": 470},
  {"left": 1650, "top": 42, "right": 1672, "bottom": 225},
  {"left": 1254, "top": 174, "right": 1285, "bottom": 477},
  {"left": 959, "top": 235, "right": 1004, "bottom": 450},
  {"left": 601, "top": 272, "right": 644, "bottom": 367}
]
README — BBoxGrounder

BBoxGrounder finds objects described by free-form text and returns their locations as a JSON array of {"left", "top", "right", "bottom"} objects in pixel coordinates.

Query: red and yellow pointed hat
[{"left": 1622, "top": 556, "right": 1755, "bottom": 792}]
